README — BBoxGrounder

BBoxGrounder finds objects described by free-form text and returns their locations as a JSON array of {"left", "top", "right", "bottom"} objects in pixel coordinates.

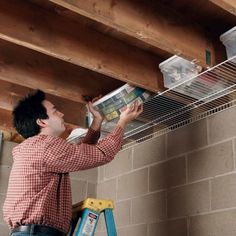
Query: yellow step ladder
[{"left": 69, "top": 198, "right": 117, "bottom": 236}]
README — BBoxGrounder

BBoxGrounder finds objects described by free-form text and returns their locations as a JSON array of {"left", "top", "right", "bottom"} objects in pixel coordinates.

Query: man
[{"left": 3, "top": 90, "right": 143, "bottom": 236}]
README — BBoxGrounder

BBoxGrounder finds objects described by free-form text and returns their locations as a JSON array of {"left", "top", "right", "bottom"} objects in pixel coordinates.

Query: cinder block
[
  {"left": 94, "top": 231, "right": 106, "bottom": 236},
  {"left": 95, "top": 213, "right": 105, "bottom": 232},
  {"left": 167, "top": 120, "right": 208, "bottom": 157},
  {"left": 113, "top": 200, "right": 131, "bottom": 227},
  {"left": 0, "top": 194, "right": 5, "bottom": 223},
  {"left": 190, "top": 209, "right": 236, "bottom": 236},
  {"left": 148, "top": 218, "right": 187, "bottom": 236},
  {"left": 0, "top": 166, "right": 11, "bottom": 194},
  {"left": 70, "top": 179, "right": 87, "bottom": 204},
  {"left": 70, "top": 168, "right": 98, "bottom": 183},
  {"left": 117, "top": 168, "right": 148, "bottom": 200},
  {"left": 104, "top": 149, "right": 132, "bottom": 178},
  {"left": 131, "top": 191, "right": 166, "bottom": 224},
  {"left": 117, "top": 224, "right": 147, "bottom": 236},
  {"left": 167, "top": 181, "right": 210, "bottom": 218},
  {"left": 212, "top": 173, "right": 236, "bottom": 210},
  {"left": 208, "top": 106, "right": 236, "bottom": 144},
  {"left": 87, "top": 182, "right": 97, "bottom": 198},
  {"left": 149, "top": 156, "right": 186, "bottom": 191},
  {"left": 188, "top": 141, "right": 234, "bottom": 182},
  {"left": 97, "top": 178, "right": 117, "bottom": 200},
  {"left": 133, "top": 136, "right": 166, "bottom": 169},
  {"left": 0, "top": 223, "right": 9, "bottom": 236},
  {"left": 98, "top": 166, "right": 105, "bottom": 182},
  {"left": 0, "top": 141, "right": 17, "bottom": 166}
]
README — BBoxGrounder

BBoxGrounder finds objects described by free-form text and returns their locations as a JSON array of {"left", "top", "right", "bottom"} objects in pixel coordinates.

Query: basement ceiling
[{"left": 0, "top": 0, "right": 236, "bottom": 144}]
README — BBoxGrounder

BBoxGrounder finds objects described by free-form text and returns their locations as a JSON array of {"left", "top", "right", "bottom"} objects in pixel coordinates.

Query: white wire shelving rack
[{"left": 101, "top": 55, "right": 236, "bottom": 150}]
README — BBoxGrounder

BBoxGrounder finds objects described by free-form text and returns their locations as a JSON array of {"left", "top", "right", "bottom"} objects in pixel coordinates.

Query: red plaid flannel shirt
[{"left": 3, "top": 126, "right": 124, "bottom": 234}]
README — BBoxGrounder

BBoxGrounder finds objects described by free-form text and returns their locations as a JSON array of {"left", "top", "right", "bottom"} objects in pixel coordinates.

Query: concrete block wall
[
  {"left": 95, "top": 106, "right": 236, "bottom": 236},
  {"left": 0, "top": 140, "right": 97, "bottom": 235}
]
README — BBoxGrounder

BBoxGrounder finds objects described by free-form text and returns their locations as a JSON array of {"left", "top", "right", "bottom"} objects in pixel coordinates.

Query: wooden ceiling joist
[
  {"left": 49, "top": 0, "right": 217, "bottom": 68},
  {"left": 0, "top": 0, "right": 163, "bottom": 92},
  {"left": 210, "top": 0, "right": 236, "bottom": 15},
  {"left": 0, "top": 108, "right": 24, "bottom": 143},
  {"left": 0, "top": 108, "right": 14, "bottom": 132},
  {"left": 0, "top": 40, "right": 123, "bottom": 104}
]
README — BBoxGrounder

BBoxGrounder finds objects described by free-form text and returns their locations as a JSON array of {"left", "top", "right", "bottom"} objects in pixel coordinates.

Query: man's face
[{"left": 42, "top": 100, "right": 65, "bottom": 136}]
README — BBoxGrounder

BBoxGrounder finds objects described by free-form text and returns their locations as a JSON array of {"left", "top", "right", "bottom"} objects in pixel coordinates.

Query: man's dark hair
[{"left": 13, "top": 90, "right": 48, "bottom": 138}]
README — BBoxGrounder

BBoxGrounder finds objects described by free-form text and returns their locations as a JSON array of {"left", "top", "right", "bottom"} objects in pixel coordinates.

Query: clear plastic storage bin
[
  {"left": 220, "top": 26, "right": 236, "bottom": 59},
  {"left": 92, "top": 83, "right": 152, "bottom": 121},
  {"left": 159, "top": 55, "right": 201, "bottom": 89}
]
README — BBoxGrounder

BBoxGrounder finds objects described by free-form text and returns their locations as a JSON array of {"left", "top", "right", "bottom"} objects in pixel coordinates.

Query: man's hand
[
  {"left": 87, "top": 101, "right": 103, "bottom": 123},
  {"left": 117, "top": 101, "right": 143, "bottom": 129},
  {"left": 87, "top": 96, "right": 104, "bottom": 131}
]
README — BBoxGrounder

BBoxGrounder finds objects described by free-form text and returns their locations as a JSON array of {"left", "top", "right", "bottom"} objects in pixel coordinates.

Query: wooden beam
[
  {"left": 0, "top": 1, "right": 163, "bottom": 92},
  {"left": 0, "top": 109, "right": 14, "bottom": 132},
  {"left": 210, "top": 0, "right": 236, "bottom": 15},
  {"left": 0, "top": 40, "right": 123, "bottom": 104},
  {"left": 0, "top": 108, "right": 23, "bottom": 142},
  {"left": 49, "top": 0, "right": 216, "bottom": 68},
  {"left": 1, "top": 129, "right": 24, "bottom": 143}
]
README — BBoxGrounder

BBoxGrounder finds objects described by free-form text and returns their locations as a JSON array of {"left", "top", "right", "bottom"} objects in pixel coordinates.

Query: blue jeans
[
  {"left": 10, "top": 224, "right": 67, "bottom": 236},
  {"left": 11, "top": 233, "right": 54, "bottom": 236}
]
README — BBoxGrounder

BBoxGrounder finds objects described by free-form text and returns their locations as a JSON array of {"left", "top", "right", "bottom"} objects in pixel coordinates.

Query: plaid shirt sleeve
[
  {"left": 43, "top": 126, "right": 124, "bottom": 173},
  {"left": 79, "top": 128, "right": 100, "bottom": 144}
]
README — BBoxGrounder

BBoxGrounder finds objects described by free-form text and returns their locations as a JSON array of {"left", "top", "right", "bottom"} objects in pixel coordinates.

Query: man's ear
[{"left": 36, "top": 118, "right": 47, "bottom": 128}]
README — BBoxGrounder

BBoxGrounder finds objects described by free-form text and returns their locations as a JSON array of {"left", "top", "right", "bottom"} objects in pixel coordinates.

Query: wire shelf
[{"left": 101, "top": 55, "right": 236, "bottom": 149}]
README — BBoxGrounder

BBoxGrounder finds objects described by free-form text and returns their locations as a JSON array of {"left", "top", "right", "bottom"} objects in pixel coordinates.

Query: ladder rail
[{"left": 104, "top": 208, "right": 117, "bottom": 236}]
